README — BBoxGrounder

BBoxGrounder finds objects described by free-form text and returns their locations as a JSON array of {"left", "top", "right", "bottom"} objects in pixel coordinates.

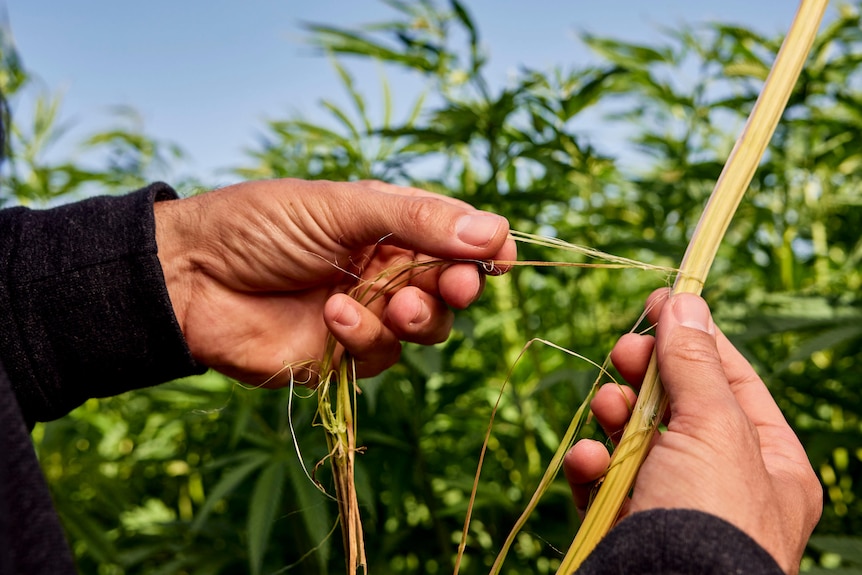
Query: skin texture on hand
[
  {"left": 153, "top": 178, "right": 516, "bottom": 386},
  {"left": 564, "top": 291, "right": 823, "bottom": 574}
]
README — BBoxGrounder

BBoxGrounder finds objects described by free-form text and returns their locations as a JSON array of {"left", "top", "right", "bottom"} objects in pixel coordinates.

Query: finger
[
  {"left": 590, "top": 383, "right": 638, "bottom": 444},
  {"left": 361, "top": 181, "right": 518, "bottom": 274},
  {"left": 655, "top": 293, "right": 738, "bottom": 421},
  {"left": 410, "top": 258, "right": 506, "bottom": 310},
  {"left": 357, "top": 180, "right": 476, "bottom": 210},
  {"left": 610, "top": 333, "right": 655, "bottom": 388},
  {"left": 438, "top": 263, "right": 484, "bottom": 309},
  {"left": 384, "top": 287, "right": 454, "bottom": 345},
  {"left": 478, "top": 233, "right": 517, "bottom": 275},
  {"left": 564, "top": 439, "right": 611, "bottom": 518},
  {"left": 326, "top": 182, "right": 514, "bottom": 262},
  {"left": 644, "top": 287, "right": 671, "bottom": 325},
  {"left": 324, "top": 293, "right": 402, "bottom": 378},
  {"left": 649, "top": 289, "right": 785, "bottom": 430},
  {"left": 405, "top": 260, "right": 482, "bottom": 309}
]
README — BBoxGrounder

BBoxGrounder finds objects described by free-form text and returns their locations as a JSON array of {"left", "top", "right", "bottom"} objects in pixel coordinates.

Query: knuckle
[
  {"left": 365, "top": 321, "right": 389, "bottom": 349},
  {"left": 803, "top": 468, "right": 825, "bottom": 517},
  {"left": 364, "top": 320, "right": 402, "bottom": 360},
  {"left": 404, "top": 197, "right": 440, "bottom": 230},
  {"left": 667, "top": 334, "right": 718, "bottom": 366}
]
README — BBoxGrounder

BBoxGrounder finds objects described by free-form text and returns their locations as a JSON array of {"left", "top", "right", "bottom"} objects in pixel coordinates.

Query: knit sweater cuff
[
  {"left": 575, "top": 509, "right": 784, "bottom": 574},
  {"left": 0, "top": 183, "right": 206, "bottom": 423}
]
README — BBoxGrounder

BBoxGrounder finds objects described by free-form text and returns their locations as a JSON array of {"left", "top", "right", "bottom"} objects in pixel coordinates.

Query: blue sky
[{"left": 5, "top": 1, "right": 815, "bottom": 185}]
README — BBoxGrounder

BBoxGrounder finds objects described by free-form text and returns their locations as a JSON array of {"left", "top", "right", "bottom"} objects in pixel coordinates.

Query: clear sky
[{"left": 5, "top": 1, "right": 816, "bottom": 185}]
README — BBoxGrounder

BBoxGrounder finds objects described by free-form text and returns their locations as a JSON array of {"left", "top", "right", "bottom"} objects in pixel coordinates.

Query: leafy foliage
[{"left": 4, "top": 1, "right": 861, "bottom": 573}]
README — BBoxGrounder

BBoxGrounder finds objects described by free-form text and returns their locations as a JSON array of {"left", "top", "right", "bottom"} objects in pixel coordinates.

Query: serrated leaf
[
  {"left": 724, "top": 61, "right": 770, "bottom": 80},
  {"left": 305, "top": 24, "right": 435, "bottom": 72},
  {"left": 808, "top": 535, "right": 862, "bottom": 565},
  {"left": 776, "top": 322, "right": 862, "bottom": 372},
  {"left": 285, "top": 453, "right": 332, "bottom": 568},
  {"left": 559, "top": 67, "right": 622, "bottom": 120},
  {"left": 191, "top": 451, "right": 269, "bottom": 532},
  {"left": 55, "top": 500, "right": 118, "bottom": 564},
  {"left": 582, "top": 34, "right": 671, "bottom": 67},
  {"left": 331, "top": 59, "right": 371, "bottom": 134},
  {"left": 248, "top": 460, "right": 286, "bottom": 575},
  {"left": 321, "top": 100, "right": 361, "bottom": 141}
]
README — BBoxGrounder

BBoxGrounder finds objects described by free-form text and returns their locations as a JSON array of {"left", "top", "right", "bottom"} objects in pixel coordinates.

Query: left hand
[{"left": 154, "top": 178, "right": 516, "bottom": 386}]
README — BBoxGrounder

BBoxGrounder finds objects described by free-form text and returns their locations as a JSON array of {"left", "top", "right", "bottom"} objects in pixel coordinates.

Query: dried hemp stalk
[{"left": 557, "top": 0, "right": 829, "bottom": 571}]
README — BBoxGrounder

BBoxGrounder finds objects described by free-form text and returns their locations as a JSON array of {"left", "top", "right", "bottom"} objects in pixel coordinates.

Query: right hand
[{"left": 564, "top": 291, "right": 823, "bottom": 574}]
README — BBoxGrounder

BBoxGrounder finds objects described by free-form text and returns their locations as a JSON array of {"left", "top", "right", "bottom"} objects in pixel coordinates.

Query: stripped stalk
[
  {"left": 335, "top": 359, "right": 366, "bottom": 573},
  {"left": 310, "top": 259, "right": 447, "bottom": 574},
  {"left": 557, "top": 0, "right": 829, "bottom": 571},
  {"left": 315, "top": 354, "right": 367, "bottom": 574}
]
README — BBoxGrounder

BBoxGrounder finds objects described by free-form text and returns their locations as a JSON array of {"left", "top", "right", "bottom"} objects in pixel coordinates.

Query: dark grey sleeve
[
  {"left": 0, "top": 183, "right": 206, "bottom": 424},
  {"left": 575, "top": 509, "right": 784, "bottom": 575}
]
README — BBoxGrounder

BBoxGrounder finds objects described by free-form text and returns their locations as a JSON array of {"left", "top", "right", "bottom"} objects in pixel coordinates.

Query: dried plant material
[
  {"left": 557, "top": 1, "right": 830, "bottom": 571},
  {"left": 286, "top": 226, "right": 718, "bottom": 573},
  {"left": 315, "top": 358, "right": 367, "bottom": 574},
  {"left": 454, "top": 338, "right": 620, "bottom": 575},
  {"left": 301, "top": 258, "right": 449, "bottom": 574}
]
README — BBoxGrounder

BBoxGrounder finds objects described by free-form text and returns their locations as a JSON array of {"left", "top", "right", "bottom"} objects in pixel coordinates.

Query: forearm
[{"left": 0, "top": 183, "right": 205, "bottom": 424}]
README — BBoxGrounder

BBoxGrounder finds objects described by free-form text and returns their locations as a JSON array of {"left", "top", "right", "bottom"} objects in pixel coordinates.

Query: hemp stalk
[{"left": 557, "top": 0, "right": 829, "bottom": 570}]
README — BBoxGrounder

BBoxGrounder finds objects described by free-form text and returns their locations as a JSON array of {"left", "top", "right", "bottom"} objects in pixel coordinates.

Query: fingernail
[
  {"left": 409, "top": 300, "right": 430, "bottom": 327},
  {"left": 671, "top": 293, "right": 714, "bottom": 334},
  {"left": 456, "top": 213, "right": 503, "bottom": 248},
  {"left": 334, "top": 300, "right": 360, "bottom": 328}
]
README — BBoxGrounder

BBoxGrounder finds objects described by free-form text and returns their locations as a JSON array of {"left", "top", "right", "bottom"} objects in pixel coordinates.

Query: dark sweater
[
  {"left": 576, "top": 509, "right": 784, "bottom": 574},
  {"left": 0, "top": 184, "right": 202, "bottom": 573},
  {"left": 0, "top": 184, "right": 785, "bottom": 574}
]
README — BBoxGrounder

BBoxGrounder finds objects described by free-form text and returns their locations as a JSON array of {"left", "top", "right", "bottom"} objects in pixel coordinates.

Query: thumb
[
  {"left": 655, "top": 294, "right": 735, "bottom": 417},
  {"left": 335, "top": 186, "right": 512, "bottom": 260}
]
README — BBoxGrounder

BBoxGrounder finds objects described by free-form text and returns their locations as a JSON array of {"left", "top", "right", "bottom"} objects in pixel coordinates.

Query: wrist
[{"left": 154, "top": 199, "right": 195, "bottom": 340}]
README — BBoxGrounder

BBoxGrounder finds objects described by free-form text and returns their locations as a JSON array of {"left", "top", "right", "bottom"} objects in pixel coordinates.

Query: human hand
[
  {"left": 564, "top": 291, "right": 822, "bottom": 574},
  {"left": 153, "top": 178, "right": 515, "bottom": 386}
]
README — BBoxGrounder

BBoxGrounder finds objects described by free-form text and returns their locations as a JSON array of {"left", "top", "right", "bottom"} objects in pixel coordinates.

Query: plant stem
[{"left": 557, "top": 0, "right": 829, "bottom": 571}]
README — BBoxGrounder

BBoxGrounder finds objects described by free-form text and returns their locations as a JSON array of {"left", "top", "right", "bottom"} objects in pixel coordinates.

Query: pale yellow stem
[{"left": 557, "top": 0, "right": 829, "bottom": 571}]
